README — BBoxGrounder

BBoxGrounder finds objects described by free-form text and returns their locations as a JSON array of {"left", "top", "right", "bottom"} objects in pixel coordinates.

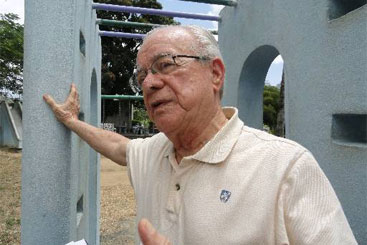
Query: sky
[{"left": 0, "top": 0, "right": 283, "bottom": 86}]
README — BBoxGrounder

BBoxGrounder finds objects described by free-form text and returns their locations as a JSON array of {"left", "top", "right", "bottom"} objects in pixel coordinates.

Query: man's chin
[{"left": 154, "top": 119, "right": 178, "bottom": 134}]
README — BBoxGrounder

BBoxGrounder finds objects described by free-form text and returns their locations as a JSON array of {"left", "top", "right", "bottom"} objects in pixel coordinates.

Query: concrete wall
[
  {"left": 219, "top": 0, "right": 367, "bottom": 243},
  {"left": 22, "top": 0, "right": 101, "bottom": 244}
]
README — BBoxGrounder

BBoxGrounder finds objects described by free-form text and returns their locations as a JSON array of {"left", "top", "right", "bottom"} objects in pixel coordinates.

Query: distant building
[{"left": 0, "top": 98, "right": 22, "bottom": 149}]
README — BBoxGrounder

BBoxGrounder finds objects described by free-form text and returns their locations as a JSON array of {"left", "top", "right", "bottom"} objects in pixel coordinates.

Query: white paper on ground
[{"left": 65, "top": 239, "right": 88, "bottom": 245}]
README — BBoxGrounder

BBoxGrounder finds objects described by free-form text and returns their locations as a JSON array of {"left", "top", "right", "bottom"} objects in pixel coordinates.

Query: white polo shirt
[{"left": 126, "top": 107, "right": 356, "bottom": 245}]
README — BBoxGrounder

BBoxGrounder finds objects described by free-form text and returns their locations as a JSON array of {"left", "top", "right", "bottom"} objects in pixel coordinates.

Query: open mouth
[{"left": 151, "top": 100, "right": 169, "bottom": 109}]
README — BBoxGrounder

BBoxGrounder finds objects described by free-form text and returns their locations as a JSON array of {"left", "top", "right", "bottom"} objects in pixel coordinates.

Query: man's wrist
[{"left": 63, "top": 116, "right": 79, "bottom": 129}]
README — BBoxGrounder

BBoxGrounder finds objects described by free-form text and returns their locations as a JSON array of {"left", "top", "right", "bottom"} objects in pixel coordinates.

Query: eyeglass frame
[{"left": 133, "top": 54, "right": 211, "bottom": 91}]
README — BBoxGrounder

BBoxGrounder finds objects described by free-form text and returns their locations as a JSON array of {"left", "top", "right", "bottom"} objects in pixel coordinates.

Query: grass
[
  {"left": 0, "top": 147, "right": 22, "bottom": 245},
  {"left": 0, "top": 148, "right": 136, "bottom": 244}
]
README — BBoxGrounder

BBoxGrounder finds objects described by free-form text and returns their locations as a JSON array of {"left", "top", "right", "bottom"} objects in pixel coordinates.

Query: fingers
[
  {"left": 67, "top": 83, "right": 79, "bottom": 102},
  {"left": 43, "top": 84, "right": 81, "bottom": 125},
  {"left": 43, "top": 83, "right": 77, "bottom": 108},
  {"left": 138, "top": 219, "right": 172, "bottom": 245},
  {"left": 43, "top": 94, "right": 57, "bottom": 110},
  {"left": 43, "top": 83, "right": 80, "bottom": 114}
]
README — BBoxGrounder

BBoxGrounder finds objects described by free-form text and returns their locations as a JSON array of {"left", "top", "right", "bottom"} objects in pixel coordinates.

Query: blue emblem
[{"left": 220, "top": 190, "right": 231, "bottom": 203}]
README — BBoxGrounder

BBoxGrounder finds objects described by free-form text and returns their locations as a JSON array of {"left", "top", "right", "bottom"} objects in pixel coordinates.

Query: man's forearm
[
  {"left": 65, "top": 119, "right": 130, "bottom": 166},
  {"left": 43, "top": 85, "right": 130, "bottom": 166}
]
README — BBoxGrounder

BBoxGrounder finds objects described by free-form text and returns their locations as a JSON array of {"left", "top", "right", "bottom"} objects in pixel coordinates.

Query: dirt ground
[
  {"left": 0, "top": 148, "right": 21, "bottom": 245},
  {"left": 100, "top": 156, "right": 137, "bottom": 245},
  {"left": 0, "top": 148, "right": 136, "bottom": 245}
]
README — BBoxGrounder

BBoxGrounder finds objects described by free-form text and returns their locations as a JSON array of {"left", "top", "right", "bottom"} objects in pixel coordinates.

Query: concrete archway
[{"left": 237, "top": 45, "right": 280, "bottom": 129}]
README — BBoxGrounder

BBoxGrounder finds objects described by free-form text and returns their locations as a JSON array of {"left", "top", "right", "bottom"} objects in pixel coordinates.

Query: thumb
[
  {"left": 138, "top": 219, "right": 171, "bottom": 245},
  {"left": 43, "top": 94, "right": 57, "bottom": 109}
]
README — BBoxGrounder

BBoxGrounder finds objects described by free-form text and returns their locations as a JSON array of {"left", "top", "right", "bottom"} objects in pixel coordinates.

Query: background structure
[
  {"left": 219, "top": 1, "right": 367, "bottom": 243},
  {"left": 0, "top": 100, "right": 22, "bottom": 149},
  {"left": 21, "top": 0, "right": 366, "bottom": 244}
]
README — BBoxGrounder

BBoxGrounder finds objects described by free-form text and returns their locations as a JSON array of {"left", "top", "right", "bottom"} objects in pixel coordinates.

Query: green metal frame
[{"left": 101, "top": 95, "right": 144, "bottom": 100}]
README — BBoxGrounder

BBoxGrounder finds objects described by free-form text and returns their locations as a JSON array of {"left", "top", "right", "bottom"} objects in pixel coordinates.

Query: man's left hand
[{"left": 138, "top": 219, "right": 172, "bottom": 245}]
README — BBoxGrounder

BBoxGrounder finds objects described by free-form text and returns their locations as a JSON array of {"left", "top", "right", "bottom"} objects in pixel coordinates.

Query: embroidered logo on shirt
[{"left": 220, "top": 190, "right": 231, "bottom": 203}]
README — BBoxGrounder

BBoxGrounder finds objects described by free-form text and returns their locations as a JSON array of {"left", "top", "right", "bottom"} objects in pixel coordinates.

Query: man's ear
[{"left": 211, "top": 58, "right": 225, "bottom": 93}]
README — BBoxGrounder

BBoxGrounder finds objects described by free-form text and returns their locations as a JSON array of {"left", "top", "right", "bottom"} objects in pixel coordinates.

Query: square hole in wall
[
  {"left": 329, "top": 0, "right": 366, "bottom": 20},
  {"left": 332, "top": 114, "right": 367, "bottom": 146}
]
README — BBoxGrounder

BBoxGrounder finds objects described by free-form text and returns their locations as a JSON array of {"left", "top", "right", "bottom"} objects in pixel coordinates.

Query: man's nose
[{"left": 143, "top": 71, "right": 165, "bottom": 92}]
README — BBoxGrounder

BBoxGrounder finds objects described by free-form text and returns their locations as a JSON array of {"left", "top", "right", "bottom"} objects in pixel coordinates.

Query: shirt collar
[
  {"left": 190, "top": 107, "right": 243, "bottom": 164},
  {"left": 160, "top": 107, "right": 240, "bottom": 165},
  {"left": 163, "top": 107, "right": 243, "bottom": 164}
]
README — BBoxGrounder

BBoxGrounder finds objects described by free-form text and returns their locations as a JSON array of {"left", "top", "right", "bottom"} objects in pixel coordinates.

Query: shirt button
[{"left": 175, "top": 183, "right": 180, "bottom": 191}]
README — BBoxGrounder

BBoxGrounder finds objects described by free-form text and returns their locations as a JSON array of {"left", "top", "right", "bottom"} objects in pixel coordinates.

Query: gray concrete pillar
[{"left": 22, "top": 0, "right": 101, "bottom": 244}]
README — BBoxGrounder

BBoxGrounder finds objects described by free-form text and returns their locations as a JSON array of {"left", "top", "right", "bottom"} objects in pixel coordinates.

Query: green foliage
[
  {"left": 133, "top": 106, "right": 151, "bottom": 127},
  {"left": 5, "top": 217, "right": 20, "bottom": 229},
  {"left": 0, "top": 13, "right": 23, "bottom": 97},
  {"left": 263, "top": 85, "right": 280, "bottom": 132},
  {"left": 95, "top": 0, "right": 177, "bottom": 117}
]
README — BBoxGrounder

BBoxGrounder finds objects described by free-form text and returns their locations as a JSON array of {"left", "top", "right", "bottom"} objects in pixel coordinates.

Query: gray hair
[{"left": 144, "top": 25, "right": 223, "bottom": 60}]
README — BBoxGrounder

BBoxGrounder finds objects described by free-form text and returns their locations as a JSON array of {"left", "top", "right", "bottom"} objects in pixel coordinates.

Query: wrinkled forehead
[{"left": 137, "top": 28, "right": 196, "bottom": 67}]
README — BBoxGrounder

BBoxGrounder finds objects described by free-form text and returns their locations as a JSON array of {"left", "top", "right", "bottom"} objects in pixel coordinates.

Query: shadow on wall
[{"left": 328, "top": 0, "right": 367, "bottom": 19}]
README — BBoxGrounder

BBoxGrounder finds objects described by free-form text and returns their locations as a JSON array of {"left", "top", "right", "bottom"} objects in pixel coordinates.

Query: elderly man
[{"left": 44, "top": 25, "right": 356, "bottom": 244}]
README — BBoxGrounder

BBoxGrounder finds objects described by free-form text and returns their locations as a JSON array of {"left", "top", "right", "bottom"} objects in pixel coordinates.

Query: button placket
[{"left": 165, "top": 170, "right": 181, "bottom": 213}]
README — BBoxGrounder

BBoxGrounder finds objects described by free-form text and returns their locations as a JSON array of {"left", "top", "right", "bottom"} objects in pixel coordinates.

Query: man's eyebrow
[
  {"left": 137, "top": 52, "right": 172, "bottom": 71},
  {"left": 152, "top": 52, "right": 171, "bottom": 61}
]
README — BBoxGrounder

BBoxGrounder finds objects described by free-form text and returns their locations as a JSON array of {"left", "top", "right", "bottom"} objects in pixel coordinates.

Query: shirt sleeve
[
  {"left": 278, "top": 151, "right": 357, "bottom": 245},
  {"left": 126, "top": 137, "right": 151, "bottom": 192},
  {"left": 126, "top": 133, "right": 166, "bottom": 194}
]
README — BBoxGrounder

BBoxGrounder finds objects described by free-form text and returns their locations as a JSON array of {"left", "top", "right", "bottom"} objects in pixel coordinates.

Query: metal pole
[
  {"left": 99, "top": 31, "right": 145, "bottom": 39},
  {"left": 179, "top": 0, "right": 237, "bottom": 6},
  {"left": 101, "top": 95, "right": 144, "bottom": 100},
  {"left": 96, "top": 19, "right": 165, "bottom": 29},
  {"left": 102, "top": 98, "right": 105, "bottom": 123},
  {"left": 97, "top": 19, "right": 218, "bottom": 35},
  {"left": 92, "top": 3, "right": 221, "bottom": 21}
]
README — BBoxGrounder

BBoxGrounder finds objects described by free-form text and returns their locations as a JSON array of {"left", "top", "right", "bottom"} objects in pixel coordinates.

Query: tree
[
  {"left": 95, "top": 0, "right": 176, "bottom": 118},
  {"left": 275, "top": 72, "right": 285, "bottom": 137},
  {"left": 133, "top": 106, "right": 150, "bottom": 127},
  {"left": 263, "top": 85, "right": 280, "bottom": 133},
  {"left": 0, "top": 13, "right": 23, "bottom": 98}
]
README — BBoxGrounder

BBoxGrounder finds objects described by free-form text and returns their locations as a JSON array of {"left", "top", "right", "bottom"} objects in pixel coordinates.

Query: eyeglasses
[{"left": 132, "top": 54, "right": 210, "bottom": 91}]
